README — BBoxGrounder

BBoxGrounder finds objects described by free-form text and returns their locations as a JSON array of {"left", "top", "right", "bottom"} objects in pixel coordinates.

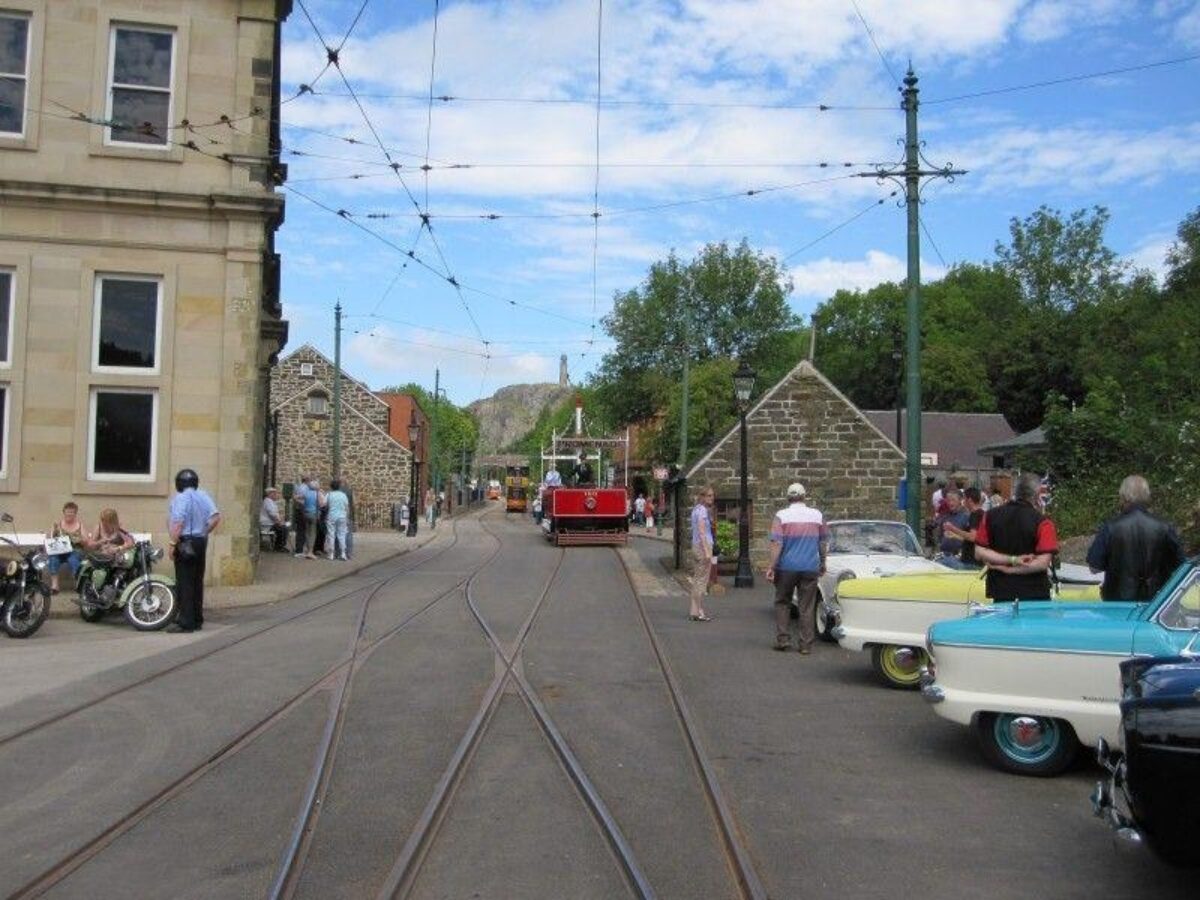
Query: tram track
[
  {"left": 0, "top": 519, "right": 465, "bottom": 753},
  {"left": 6, "top": 514, "right": 498, "bottom": 900}
]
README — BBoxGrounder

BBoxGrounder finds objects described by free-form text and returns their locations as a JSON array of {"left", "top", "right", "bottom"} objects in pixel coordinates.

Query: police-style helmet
[{"left": 175, "top": 468, "right": 200, "bottom": 492}]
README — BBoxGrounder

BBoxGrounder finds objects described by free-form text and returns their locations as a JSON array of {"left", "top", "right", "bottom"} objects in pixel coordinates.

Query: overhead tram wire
[
  {"left": 924, "top": 51, "right": 1200, "bottom": 104},
  {"left": 849, "top": 0, "right": 901, "bottom": 88},
  {"left": 296, "top": 5, "right": 485, "bottom": 343},
  {"left": 589, "top": 0, "right": 604, "bottom": 351},
  {"left": 423, "top": 0, "right": 441, "bottom": 214},
  {"left": 361, "top": 312, "right": 608, "bottom": 349},
  {"left": 919, "top": 213, "right": 948, "bottom": 269},
  {"left": 284, "top": 184, "right": 592, "bottom": 328},
  {"left": 782, "top": 188, "right": 898, "bottom": 263}
]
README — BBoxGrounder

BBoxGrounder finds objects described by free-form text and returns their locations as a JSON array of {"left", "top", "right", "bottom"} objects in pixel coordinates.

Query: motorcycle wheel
[
  {"left": 2, "top": 583, "right": 51, "bottom": 638},
  {"left": 124, "top": 581, "right": 177, "bottom": 631}
]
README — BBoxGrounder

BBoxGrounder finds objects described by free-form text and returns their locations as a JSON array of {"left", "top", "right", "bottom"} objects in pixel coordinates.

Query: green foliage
[
  {"left": 715, "top": 520, "right": 736, "bottom": 559},
  {"left": 378, "top": 382, "right": 479, "bottom": 485},
  {"left": 508, "top": 386, "right": 618, "bottom": 478},
  {"left": 642, "top": 358, "right": 739, "bottom": 466}
]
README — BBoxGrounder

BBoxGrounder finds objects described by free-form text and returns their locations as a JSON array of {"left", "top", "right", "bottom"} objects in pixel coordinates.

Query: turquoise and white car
[{"left": 921, "top": 559, "right": 1200, "bottom": 777}]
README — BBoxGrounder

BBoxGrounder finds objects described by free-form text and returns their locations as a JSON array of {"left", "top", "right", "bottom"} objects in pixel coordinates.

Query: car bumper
[
  {"left": 1090, "top": 748, "right": 1146, "bottom": 858},
  {"left": 919, "top": 669, "right": 944, "bottom": 703}
]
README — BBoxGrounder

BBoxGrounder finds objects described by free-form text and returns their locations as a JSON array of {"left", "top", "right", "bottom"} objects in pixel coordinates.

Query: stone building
[
  {"left": 0, "top": 1, "right": 291, "bottom": 584},
  {"left": 688, "top": 360, "right": 905, "bottom": 568},
  {"left": 269, "top": 345, "right": 413, "bottom": 529}
]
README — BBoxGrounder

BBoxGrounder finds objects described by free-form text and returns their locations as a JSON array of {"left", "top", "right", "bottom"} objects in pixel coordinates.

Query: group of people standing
[
  {"left": 689, "top": 469, "right": 1188, "bottom": 655},
  {"left": 259, "top": 476, "right": 355, "bottom": 561}
]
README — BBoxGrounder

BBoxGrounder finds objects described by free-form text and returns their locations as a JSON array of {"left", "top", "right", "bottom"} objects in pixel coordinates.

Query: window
[
  {"left": 106, "top": 25, "right": 174, "bottom": 146},
  {"left": 300, "top": 362, "right": 314, "bottom": 377},
  {"left": 89, "top": 389, "right": 156, "bottom": 480},
  {"left": 93, "top": 276, "right": 161, "bottom": 372},
  {"left": 0, "top": 12, "right": 29, "bottom": 137},
  {"left": 307, "top": 392, "right": 329, "bottom": 416},
  {"left": 0, "top": 268, "right": 11, "bottom": 365}
]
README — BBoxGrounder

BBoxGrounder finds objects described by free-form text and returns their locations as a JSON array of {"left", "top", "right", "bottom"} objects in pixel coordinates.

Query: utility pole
[
  {"left": 332, "top": 301, "right": 342, "bottom": 479},
  {"left": 857, "top": 67, "right": 964, "bottom": 537},
  {"left": 431, "top": 368, "right": 440, "bottom": 528}
]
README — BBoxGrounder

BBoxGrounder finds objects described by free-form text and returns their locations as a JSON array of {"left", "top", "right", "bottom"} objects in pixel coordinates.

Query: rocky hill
[{"left": 469, "top": 383, "right": 573, "bottom": 452}]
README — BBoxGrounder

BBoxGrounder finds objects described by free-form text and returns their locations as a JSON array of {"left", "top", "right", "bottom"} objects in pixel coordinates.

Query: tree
[{"left": 594, "top": 240, "right": 800, "bottom": 426}]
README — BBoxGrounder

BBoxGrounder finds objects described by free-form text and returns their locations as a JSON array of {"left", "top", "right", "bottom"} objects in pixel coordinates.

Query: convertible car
[
  {"left": 1093, "top": 655, "right": 1200, "bottom": 867},
  {"left": 812, "top": 520, "right": 949, "bottom": 641},
  {"left": 921, "top": 559, "right": 1200, "bottom": 776},
  {"left": 830, "top": 566, "right": 1101, "bottom": 688}
]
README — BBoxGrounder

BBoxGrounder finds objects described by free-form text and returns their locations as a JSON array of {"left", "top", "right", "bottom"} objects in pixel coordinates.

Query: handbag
[{"left": 44, "top": 535, "right": 72, "bottom": 555}]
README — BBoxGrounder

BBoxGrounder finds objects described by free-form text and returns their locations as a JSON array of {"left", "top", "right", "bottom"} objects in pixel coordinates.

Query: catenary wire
[
  {"left": 782, "top": 189, "right": 897, "bottom": 262},
  {"left": 589, "top": 0, "right": 604, "bottom": 348},
  {"left": 849, "top": 0, "right": 900, "bottom": 88},
  {"left": 423, "top": 0, "right": 441, "bottom": 213},
  {"left": 919, "top": 212, "right": 948, "bottom": 268}
]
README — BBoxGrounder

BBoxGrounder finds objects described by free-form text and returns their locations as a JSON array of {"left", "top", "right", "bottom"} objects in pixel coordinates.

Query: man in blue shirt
[
  {"left": 168, "top": 468, "right": 221, "bottom": 632},
  {"left": 766, "top": 483, "right": 828, "bottom": 653}
]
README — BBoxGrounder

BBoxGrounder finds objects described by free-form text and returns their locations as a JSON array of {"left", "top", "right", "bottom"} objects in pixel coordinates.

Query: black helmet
[{"left": 175, "top": 468, "right": 200, "bottom": 492}]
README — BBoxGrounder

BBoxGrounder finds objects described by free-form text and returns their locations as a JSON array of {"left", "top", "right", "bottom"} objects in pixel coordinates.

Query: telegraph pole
[
  {"left": 857, "top": 67, "right": 964, "bottom": 537},
  {"left": 431, "top": 368, "right": 440, "bottom": 528},
  {"left": 332, "top": 301, "right": 342, "bottom": 479}
]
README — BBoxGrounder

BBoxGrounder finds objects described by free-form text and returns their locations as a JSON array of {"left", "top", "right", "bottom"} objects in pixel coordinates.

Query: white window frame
[
  {"left": 104, "top": 23, "right": 175, "bottom": 149},
  {"left": 300, "top": 362, "right": 314, "bottom": 377},
  {"left": 0, "top": 10, "right": 30, "bottom": 139},
  {"left": 87, "top": 387, "right": 158, "bottom": 482},
  {"left": 0, "top": 267, "right": 12, "bottom": 368},
  {"left": 92, "top": 274, "right": 163, "bottom": 375},
  {"left": 0, "top": 383, "right": 9, "bottom": 479}
]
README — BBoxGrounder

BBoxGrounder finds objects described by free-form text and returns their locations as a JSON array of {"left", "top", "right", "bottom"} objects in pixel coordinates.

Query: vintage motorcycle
[
  {"left": 0, "top": 514, "right": 51, "bottom": 638},
  {"left": 75, "top": 540, "right": 177, "bottom": 631}
]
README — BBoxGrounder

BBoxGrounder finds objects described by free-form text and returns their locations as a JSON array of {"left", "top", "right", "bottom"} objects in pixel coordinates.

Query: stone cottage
[
  {"left": 687, "top": 359, "right": 905, "bottom": 569},
  {"left": 269, "top": 345, "right": 412, "bottom": 528}
]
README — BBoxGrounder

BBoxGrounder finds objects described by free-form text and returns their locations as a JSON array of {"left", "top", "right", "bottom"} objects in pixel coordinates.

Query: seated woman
[
  {"left": 87, "top": 508, "right": 135, "bottom": 561},
  {"left": 47, "top": 501, "right": 87, "bottom": 595}
]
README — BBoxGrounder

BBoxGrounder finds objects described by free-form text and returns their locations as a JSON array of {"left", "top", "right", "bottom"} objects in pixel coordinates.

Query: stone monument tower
[{"left": 559, "top": 354, "right": 569, "bottom": 387}]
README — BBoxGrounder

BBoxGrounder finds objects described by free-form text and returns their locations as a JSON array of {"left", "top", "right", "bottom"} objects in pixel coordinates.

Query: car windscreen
[{"left": 827, "top": 522, "right": 919, "bottom": 555}]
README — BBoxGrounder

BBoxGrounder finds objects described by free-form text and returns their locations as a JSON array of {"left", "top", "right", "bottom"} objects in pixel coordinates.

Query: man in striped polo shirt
[{"left": 766, "top": 483, "right": 828, "bottom": 654}]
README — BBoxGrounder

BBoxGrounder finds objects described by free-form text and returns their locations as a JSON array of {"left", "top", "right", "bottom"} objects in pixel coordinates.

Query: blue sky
[{"left": 277, "top": 0, "right": 1200, "bottom": 405}]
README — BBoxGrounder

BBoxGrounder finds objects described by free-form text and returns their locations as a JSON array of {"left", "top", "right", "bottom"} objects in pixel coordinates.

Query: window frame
[
  {"left": 0, "top": 383, "right": 9, "bottom": 479},
  {"left": 87, "top": 387, "right": 159, "bottom": 483},
  {"left": 91, "top": 273, "right": 163, "bottom": 375},
  {"left": 103, "top": 22, "right": 175, "bottom": 149},
  {"left": 307, "top": 391, "right": 330, "bottom": 417},
  {"left": 0, "top": 9, "right": 31, "bottom": 139},
  {"left": 0, "top": 267, "right": 13, "bottom": 368}
]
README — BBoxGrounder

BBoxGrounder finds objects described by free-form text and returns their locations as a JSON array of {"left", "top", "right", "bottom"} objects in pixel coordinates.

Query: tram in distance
[{"left": 505, "top": 465, "right": 530, "bottom": 513}]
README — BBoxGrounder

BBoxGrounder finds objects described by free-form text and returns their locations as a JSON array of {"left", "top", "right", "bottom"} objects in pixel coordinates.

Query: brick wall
[{"left": 688, "top": 360, "right": 905, "bottom": 568}]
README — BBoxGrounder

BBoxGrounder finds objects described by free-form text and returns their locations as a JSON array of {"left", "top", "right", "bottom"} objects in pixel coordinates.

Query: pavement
[{"left": 0, "top": 511, "right": 1191, "bottom": 899}]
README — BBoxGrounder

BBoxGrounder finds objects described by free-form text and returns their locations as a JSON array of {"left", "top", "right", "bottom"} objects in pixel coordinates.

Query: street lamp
[
  {"left": 407, "top": 410, "right": 421, "bottom": 537},
  {"left": 733, "top": 359, "right": 756, "bottom": 588}
]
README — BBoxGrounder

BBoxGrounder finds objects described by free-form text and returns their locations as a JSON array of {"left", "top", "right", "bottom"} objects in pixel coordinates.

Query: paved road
[{"left": 0, "top": 510, "right": 1189, "bottom": 899}]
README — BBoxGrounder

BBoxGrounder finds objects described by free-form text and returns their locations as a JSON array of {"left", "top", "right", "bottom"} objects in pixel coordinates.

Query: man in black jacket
[
  {"left": 1086, "top": 475, "right": 1185, "bottom": 600},
  {"left": 973, "top": 473, "right": 1059, "bottom": 601}
]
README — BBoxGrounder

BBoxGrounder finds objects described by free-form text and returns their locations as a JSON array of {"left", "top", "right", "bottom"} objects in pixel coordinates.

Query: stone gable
[
  {"left": 270, "top": 347, "right": 412, "bottom": 529},
  {"left": 688, "top": 360, "right": 905, "bottom": 568},
  {"left": 274, "top": 344, "right": 389, "bottom": 432}
]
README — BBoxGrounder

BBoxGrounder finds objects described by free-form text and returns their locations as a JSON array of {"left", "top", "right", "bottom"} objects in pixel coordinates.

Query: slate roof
[{"left": 861, "top": 410, "right": 1017, "bottom": 469}]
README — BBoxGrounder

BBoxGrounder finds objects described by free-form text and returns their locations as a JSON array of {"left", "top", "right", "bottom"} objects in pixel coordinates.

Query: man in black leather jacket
[{"left": 1086, "top": 475, "right": 1185, "bottom": 600}]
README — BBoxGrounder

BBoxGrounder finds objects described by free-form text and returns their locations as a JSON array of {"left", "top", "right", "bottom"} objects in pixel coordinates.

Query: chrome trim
[
  {"left": 931, "top": 642, "right": 1130, "bottom": 657},
  {"left": 830, "top": 625, "right": 846, "bottom": 641},
  {"left": 920, "top": 682, "right": 945, "bottom": 704}
]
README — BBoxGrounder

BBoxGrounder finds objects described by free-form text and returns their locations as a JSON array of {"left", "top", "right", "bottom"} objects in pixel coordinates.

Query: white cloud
[
  {"left": 1016, "top": 0, "right": 1126, "bottom": 42},
  {"left": 787, "top": 250, "right": 947, "bottom": 298},
  {"left": 1178, "top": 1, "right": 1200, "bottom": 44},
  {"left": 1127, "top": 234, "right": 1174, "bottom": 280}
]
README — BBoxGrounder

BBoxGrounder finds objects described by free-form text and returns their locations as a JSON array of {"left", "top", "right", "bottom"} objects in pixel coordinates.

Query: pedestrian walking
[
  {"left": 167, "top": 468, "right": 220, "bottom": 633},
  {"left": 973, "top": 473, "right": 1058, "bottom": 601},
  {"left": 324, "top": 479, "right": 351, "bottom": 560},
  {"left": 644, "top": 496, "right": 655, "bottom": 532},
  {"left": 634, "top": 493, "right": 646, "bottom": 525},
  {"left": 688, "top": 485, "right": 715, "bottom": 622},
  {"left": 765, "top": 483, "right": 828, "bottom": 654},
  {"left": 1086, "top": 475, "right": 1185, "bottom": 600}
]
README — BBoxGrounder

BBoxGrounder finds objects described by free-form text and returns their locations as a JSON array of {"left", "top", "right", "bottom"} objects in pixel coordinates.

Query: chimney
[
  {"left": 574, "top": 393, "right": 583, "bottom": 436},
  {"left": 559, "top": 354, "right": 569, "bottom": 387}
]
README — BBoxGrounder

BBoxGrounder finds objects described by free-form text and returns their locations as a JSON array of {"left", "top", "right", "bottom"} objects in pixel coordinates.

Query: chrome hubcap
[
  {"left": 1007, "top": 716, "right": 1044, "bottom": 748},
  {"left": 890, "top": 647, "right": 921, "bottom": 673}
]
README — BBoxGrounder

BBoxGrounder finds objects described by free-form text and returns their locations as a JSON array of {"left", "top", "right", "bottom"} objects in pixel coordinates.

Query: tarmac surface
[{"left": 0, "top": 506, "right": 1191, "bottom": 899}]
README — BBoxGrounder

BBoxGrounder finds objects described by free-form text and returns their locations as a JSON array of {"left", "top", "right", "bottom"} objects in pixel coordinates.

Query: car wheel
[
  {"left": 814, "top": 595, "right": 837, "bottom": 643},
  {"left": 973, "top": 712, "right": 1079, "bottom": 777},
  {"left": 869, "top": 644, "right": 927, "bottom": 689}
]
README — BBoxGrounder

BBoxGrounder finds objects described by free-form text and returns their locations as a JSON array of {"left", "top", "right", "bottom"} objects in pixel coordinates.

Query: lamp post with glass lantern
[
  {"left": 733, "top": 360, "right": 756, "bottom": 588},
  {"left": 407, "top": 410, "right": 421, "bottom": 537}
]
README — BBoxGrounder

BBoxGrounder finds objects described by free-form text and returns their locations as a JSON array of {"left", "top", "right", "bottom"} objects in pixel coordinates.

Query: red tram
[{"left": 541, "top": 485, "right": 629, "bottom": 546}]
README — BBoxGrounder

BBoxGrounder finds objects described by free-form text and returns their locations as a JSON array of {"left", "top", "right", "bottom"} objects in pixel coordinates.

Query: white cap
[{"left": 787, "top": 482, "right": 806, "bottom": 498}]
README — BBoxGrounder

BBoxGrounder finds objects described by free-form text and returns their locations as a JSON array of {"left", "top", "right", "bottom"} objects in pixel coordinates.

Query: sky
[{"left": 275, "top": 0, "right": 1200, "bottom": 405}]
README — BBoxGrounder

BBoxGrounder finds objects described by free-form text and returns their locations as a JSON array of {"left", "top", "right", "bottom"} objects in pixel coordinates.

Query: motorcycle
[
  {"left": 75, "top": 540, "right": 177, "bottom": 631},
  {"left": 0, "top": 513, "right": 51, "bottom": 638}
]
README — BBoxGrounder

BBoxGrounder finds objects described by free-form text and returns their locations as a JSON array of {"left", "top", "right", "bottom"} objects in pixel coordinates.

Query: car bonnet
[{"left": 930, "top": 601, "right": 1144, "bottom": 653}]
